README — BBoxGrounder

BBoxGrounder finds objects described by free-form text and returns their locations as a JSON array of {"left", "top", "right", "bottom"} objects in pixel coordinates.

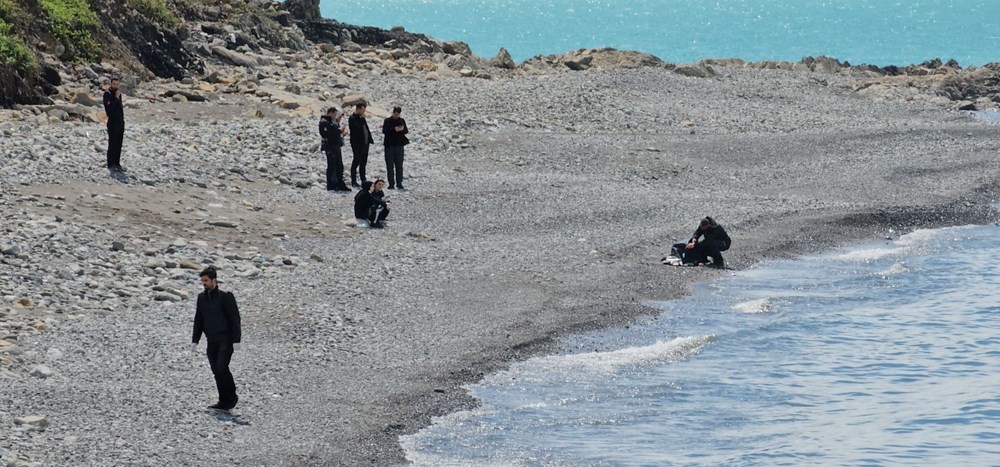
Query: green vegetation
[
  {"left": 0, "top": 0, "right": 27, "bottom": 24},
  {"left": 129, "top": 0, "right": 180, "bottom": 28},
  {"left": 38, "top": 0, "right": 99, "bottom": 60},
  {"left": 0, "top": 19, "right": 36, "bottom": 74}
]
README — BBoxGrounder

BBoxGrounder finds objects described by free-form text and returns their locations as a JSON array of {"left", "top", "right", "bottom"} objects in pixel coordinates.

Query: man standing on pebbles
[
  {"left": 349, "top": 102, "right": 374, "bottom": 188},
  {"left": 382, "top": 106, "right": 409, "bottom": 190},
  {"left": 319, "top": 107, "right": 350, "bottom": 191},
  {"left": 191, "top": 266, "right": 242, "bottom": 411},
  {"left": 102, "top": 77, "right": 126, "bottom": 172}
]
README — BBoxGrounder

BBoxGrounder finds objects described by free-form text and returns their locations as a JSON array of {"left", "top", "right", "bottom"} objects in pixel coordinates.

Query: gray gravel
[{"left": 2, "top": 66, "right": 1000, "bottom": 466}]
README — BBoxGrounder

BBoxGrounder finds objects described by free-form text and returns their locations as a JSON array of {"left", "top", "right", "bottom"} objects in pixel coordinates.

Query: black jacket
[
  {"left": 382, "top": 116, "right": 409, "bottom": 146},
  {"left": 691, "top": 224, "right": 732, "bottom": 251},
  {"left": 354, "top": 182, "right": 387, "bottom": 218},
  {"left": 192, "top": 287, "right": 241, "bottom": 344},
  {"left": 319, "top": 116, "right": 342, "bottom": 150},
  {"left": 103, "top": 90, "right": 124, "bottom": 125},
  {"left": 349, "top": 114, "right": 374, "bottom": 147}
]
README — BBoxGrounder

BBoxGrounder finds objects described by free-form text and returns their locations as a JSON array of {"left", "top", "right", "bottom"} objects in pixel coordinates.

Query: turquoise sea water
[
  {"left": 402, "top": 226, "right": 1000, "bottom": 465},
  {"left": 320, "top": 0, "right": 1000, "bottom": 65}
]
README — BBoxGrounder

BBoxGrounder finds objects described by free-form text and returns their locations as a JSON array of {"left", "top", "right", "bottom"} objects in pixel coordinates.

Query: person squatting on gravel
[
  {"left": 673, "top": 217, "right": 732, "bottom": 268},
  {"left": 319, "top": 107, "right": 350, "bottom": 191},
  {"left": 354, "top": 180, "right": 391, "bottom": 228},
  {"left": 102, "top": 77, "right": 126, "bottom": 172},
  {"left": 349, "top": 102, "right": 375, "bottom": 187},
  {"left": 382, "top": 106, "right": 409, "bottom": 190},
  {"left": 191, "top": 267, "right": 242, "bottom": 410}
]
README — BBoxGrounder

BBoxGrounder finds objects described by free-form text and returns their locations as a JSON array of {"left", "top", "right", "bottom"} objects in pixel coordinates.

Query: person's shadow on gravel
[
  {"left": 109, "top": 170, "right": 130, "bottom": 184},
  {"left": 208, "top": 409, "right": 250, "bottom": 426}
]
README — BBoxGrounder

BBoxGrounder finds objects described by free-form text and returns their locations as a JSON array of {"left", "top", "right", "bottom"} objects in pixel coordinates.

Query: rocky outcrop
[
  {"left": 674, "top": 62, "right": 718, "bottom": 78},
  {"left": 97, "top": 1, "right": 205, "bottom": 80},
  {"left": 488, "top": 48, "right": 516, "bottom": 69},
  {"left": 294, "top": 18, "right": 436, "bottom": 50},
  {"left": 0, "top": 69, "right": 46, "bottom": 108},
  {"left": 283, "top": 0, "right": 322, "bottom": 22},
  {"left": 523, "top": 48, "right": 670, "bottom": 72}
]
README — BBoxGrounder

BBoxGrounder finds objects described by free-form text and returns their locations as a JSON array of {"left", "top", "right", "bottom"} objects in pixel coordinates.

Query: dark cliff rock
[
  {"left": 295, "top": 18, "right": 432, "bottom": 48},
  {"left": 283, "top": 0, "right": 322, "bottom": 22},
  {"left": 96, "top": 2, "right": 204, "bottom": 80},
  {"left": 279, "top": 0, "right": 435, "bottom": 49}
]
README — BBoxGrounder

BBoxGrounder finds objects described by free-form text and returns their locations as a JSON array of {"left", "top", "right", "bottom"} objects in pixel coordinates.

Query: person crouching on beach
[
  {"left": 319, "top": 107, "right": 350, "bottom": 191},
  {"left": 353, "top": 180, "right": 390, "bottom": 228},
  {"left": 684, "top": 216, "right": 732, "bottom": 268}
]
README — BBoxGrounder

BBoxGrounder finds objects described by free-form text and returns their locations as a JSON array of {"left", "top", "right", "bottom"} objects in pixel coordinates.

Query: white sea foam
[
  {"left": 733, "top": 298, "right": 772, "bottom": 314},
  {"left": 879, "top": 262, "right": 910, "bottom": 276},
  {"left": 484, "top": 336, "right": 716, "bottom": 385},
  {"left": 835, "top": 227, "right": 973, "bottom": 262}
]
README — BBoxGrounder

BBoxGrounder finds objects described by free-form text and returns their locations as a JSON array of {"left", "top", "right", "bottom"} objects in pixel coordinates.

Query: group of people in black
[
  {"left": 319, "top": 102, "right": 410, "bottom": 192},
  {"left": 318, "top": 101, "right": 409, "bottom": 228},
  {"left": 94, "top": 75, "right": 736, "bottom": 413}
]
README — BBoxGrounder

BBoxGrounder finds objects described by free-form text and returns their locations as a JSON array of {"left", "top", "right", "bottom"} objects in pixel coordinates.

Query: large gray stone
[
  {"left": 14, "top": 415, "right": 49, "bottom": 429},
  {"left": 29, "top": 365, "right": 53, "bottom": 378},
  {"left": 674, "top": 62, "right": 718, "bottom": 78},
  {"left": 211, "top": 46, "right": 258, "bottom": 68},
  {"left": 489, "top": 48, "right": 516, "bottom": 69}
]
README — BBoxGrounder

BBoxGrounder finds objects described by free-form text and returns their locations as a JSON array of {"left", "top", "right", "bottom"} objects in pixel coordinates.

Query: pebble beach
[{"left": 2, "top": 26, "right": 1000, "bottom": 466}]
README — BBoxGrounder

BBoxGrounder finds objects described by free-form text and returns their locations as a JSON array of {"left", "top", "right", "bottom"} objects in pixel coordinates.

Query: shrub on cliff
[
  {"left": 0, "top": 0, "right": 25, "bottom": 23},
  {"left": 128, "top": 0, "right": 180, "bottom": 28},
  {"left": 0, "top": 20, "right": 35, "bottom": 75},
  {"left": 38, "top": 0, "right": 100, "bottom": 60}
]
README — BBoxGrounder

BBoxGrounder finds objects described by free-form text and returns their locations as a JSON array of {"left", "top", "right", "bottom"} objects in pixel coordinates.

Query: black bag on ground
[{"left": 670, "top": 242, "right": 699, "bottom": 265}]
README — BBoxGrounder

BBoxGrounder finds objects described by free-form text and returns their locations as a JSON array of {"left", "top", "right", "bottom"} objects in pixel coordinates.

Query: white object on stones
[
  {"left": 29, "top": 365, "right": 54, "bottom": 378},
  {"left": 14, "top": 415, "right": 49, "bottom": 429}
]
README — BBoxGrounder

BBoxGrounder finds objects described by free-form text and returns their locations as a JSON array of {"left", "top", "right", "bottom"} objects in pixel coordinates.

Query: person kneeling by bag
[
  {"left": 686, "top": 216, "right": 731, "bottom": 268},
  {"left": 667, "top": 216, "right": 731, "bottom": 268}
]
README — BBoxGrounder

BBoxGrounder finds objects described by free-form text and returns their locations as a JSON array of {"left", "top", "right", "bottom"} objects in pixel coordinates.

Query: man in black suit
[
  {"left": 348, "top": 102, "right": 374, "bottom": 187},
  {"left": 102, "top": 77, "right": 126, "bottom": 172},
  {"left": 192, "top": 267, "right": 242, "bottom": 410}
]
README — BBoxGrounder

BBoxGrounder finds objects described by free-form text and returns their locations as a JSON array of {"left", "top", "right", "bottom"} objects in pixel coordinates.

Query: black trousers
[
  {"left": 350, "top": 144, "right": 369, "bottom": 184},
  {"left": 107, "top": 122, "right": 124, "bottom": 168},
  {"left": 206, "top": 340, "right": 237, "bottom": 407},
  {"left": 384, "top": 145, "right": 404, "bottom": 188},
  {"left": 672, "top": 241, "right": 725, "bottom": 265},
  {"left": 325, "top": 146, "right": 347, "bottom": 190},
  {"left": 368, "top": 205, "right": 390, "bottom": 225},
  {"left": 692, "top": 240, "right": 726, "bottom": 265}
]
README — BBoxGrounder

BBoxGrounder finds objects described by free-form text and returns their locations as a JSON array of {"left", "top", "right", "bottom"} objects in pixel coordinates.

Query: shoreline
[{"left": 2, "top": 60, "right": 1000, "bottom": 467}]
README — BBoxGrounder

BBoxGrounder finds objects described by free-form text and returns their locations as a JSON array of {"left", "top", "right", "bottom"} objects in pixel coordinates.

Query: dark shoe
[
  {"left": 371, "top": 222, "right": 385, "bottom": 229},
  {"left": 388, "top": 185, "right": 395, "bottom": 190},
  {"left": 222, "top": 395, "right": 238, "bottom": 410},
  {"left": 116, "top": 166, "right": 127, "bottom": 172},
  {"left": 208, "top": 403, "right": 226, "bottom": 410},
  {"left": 351, "top": 181, "right": 359, "bottom": 187},
  {"left": 397, "top": 185, "right": 405, "bottom": 190},
  {"left": 708, "top": 259, "right": 725, "bottom": 269}
]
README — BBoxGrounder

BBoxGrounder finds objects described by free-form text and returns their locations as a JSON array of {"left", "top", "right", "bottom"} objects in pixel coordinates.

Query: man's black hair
[
  {"left": 199, "top": 266, "right": 218, "bottom": 279},
  {"left": 392, "top": 106, "right": 402, "bottom": 113},
  {"left": 355, "top": 102, "right": 367, "bottom": 109},
  {"left": 326, "top": 107, "right": 339, "bottom": 114}
]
